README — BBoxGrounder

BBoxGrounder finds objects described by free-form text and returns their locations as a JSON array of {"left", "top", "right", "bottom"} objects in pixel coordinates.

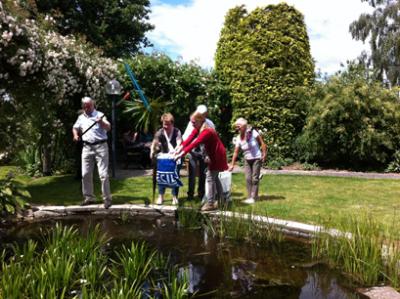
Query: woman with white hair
[{"left": 229, "top": 118, "right": 267, "bottom": 204}]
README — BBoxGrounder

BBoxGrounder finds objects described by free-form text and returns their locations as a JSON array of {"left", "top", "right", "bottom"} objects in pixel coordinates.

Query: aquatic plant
[
  {"left": 312, "top": 213, "right": 400, "bottom": 287},
  {"left": 0, "top": 223, "right": 189, "bottom": 298}
]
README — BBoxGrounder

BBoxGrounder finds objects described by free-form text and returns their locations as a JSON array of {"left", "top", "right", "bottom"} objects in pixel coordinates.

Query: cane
[{"left": 80, "top": 115, "right": 105, "bottom": 137}]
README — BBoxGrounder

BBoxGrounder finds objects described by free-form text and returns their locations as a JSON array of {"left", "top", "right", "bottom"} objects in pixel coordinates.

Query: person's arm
[
  {"left": 97, "top": 115, "right": 111, "bottom": 131},
  {"left": 72, "top": 118, "right": 81, "bottom": 142},
  {"left": 229, "top": 146, "right": 240, "bottom": 171},
  {"left": 257, "top": 134, "right": 267, "bottom": 162},
  {"left": 72, "top": 127, "right": 80, "bottom": 142},
  {"left": 182, "top": 122, "right": 193, "bottom": 141},
  {"left": 181, "top": 128, "right": 198, "bottom": 148},
  {"left": 175, "top": 129, "right": 209, "bottom": 160},
  {"left": 182, "top": 129, "right": 210, "bottom": 155}
]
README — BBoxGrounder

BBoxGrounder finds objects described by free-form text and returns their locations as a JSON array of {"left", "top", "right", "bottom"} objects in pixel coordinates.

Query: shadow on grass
[
  {"left": 232, "top": 192, "right": 245, "bottom": 198},
  {"left": 27, "top": 175, "right": 82, "bottom": 205},
  {"left": 259, "top": 195, "right": 286, "bottom": 201},
  {"left": 112, "top": 195, "right": 150, "bottom": 205}
]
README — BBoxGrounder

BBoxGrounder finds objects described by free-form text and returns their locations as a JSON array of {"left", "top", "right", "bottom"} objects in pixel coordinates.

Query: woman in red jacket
[{"left": 175, "top": 111, "right": 228, "bottom": 211}]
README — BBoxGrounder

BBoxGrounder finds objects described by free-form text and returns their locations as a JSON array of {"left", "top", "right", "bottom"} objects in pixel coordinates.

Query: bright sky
[{"left": 148, "top": 0, "right": 373, "bottom": 75}]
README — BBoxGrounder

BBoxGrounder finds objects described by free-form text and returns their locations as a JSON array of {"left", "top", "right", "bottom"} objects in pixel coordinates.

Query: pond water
[{"left": 1, "top": 215, "right": 364, "bottom": 299}]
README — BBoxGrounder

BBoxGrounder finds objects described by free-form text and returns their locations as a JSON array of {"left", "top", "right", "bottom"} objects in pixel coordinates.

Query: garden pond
[{"left": 0, "top": 214, "right": 366, "bottom": 298}]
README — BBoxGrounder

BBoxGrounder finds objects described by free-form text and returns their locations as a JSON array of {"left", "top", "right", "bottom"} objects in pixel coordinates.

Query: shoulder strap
[{"left": 163, "top": 129, "right": 175, "bottom": 153}]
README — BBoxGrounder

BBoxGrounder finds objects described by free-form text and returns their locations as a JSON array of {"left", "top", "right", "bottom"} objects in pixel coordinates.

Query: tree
[
  {"left": 350, "top": 0, "right": 400, "bottom": 86},
  {"left": 296, "top": 62, "right": 400, "bottom": 169},
  {"left": 215, "top": 3, "right": 314, "bottom": 156},
  {"left": 23, "top": 0, "right": 154, "bottom": 57}
]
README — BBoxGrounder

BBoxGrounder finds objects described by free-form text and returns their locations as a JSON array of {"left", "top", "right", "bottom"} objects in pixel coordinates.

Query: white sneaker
[
  {"left": 172, "top": 196, "right": 178, "bottom": 205},
  {"left": 156, "top": 195, "right": 163, "bottom": 205},
  {"left": 243, "top": 198, "right": 255, "bottom": 204}
]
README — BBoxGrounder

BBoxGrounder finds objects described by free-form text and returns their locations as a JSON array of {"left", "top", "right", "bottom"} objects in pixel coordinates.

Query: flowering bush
[
  {"left": 0, "top": 1, "right": 118, "bottom": 174},
  {"left": 0, "top": 2, "right": 117, "bottom": 101}
]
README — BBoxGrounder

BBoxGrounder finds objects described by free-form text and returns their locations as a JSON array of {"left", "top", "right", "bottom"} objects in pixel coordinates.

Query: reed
[
  {"left": 0, "top": 223, "right": 189, "bottom": 298},
  {"left": 176, "top": 206, "right": 207, "bottom": 229},
  {"left": 208, "top": 207, "right": 284, "bottom": 246},
  {"left": 312, "top": 213, "right": 400, "bottom": 287}
]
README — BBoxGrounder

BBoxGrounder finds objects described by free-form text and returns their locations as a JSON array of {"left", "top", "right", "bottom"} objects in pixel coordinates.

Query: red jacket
[{"left": 182, "top": 128, "right": 228, "bottom": 171}]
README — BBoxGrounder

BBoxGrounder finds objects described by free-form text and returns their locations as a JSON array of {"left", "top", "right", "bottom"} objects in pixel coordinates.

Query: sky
[{"left": 147, "top": 0, "right": 373, "bottom": 75}]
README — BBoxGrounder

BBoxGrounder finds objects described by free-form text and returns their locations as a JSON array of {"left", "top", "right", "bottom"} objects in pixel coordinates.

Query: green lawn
[{"left": 2, "top": 166, "right": 400, "bottom": 226}]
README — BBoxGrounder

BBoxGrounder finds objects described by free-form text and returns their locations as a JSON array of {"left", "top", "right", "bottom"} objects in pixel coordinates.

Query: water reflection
[{"left": 1, "top": 215, "right": 362, "bottom": 299}]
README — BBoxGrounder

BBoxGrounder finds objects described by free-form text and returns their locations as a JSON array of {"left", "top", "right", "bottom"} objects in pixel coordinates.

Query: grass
[{"left": 2, "top": 166, "right": 400, "bottom": 227}]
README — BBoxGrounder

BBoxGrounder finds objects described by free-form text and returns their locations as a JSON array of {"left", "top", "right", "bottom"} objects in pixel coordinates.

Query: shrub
[
  {"left": 296, "top": 63, "right": 400, "bottom": 169},
  {"left": 386, "top": 150, "right": 400, "bottom": 173},
  {"left": 0, "top": 172, "right": 30, "bottom": 215}
]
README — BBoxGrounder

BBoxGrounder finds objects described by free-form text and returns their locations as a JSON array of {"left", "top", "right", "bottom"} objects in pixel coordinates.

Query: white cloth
[
  {"left": 235, "top": 128, "right": 262, "bottom": 160},
  {"left": 182, "top": 118, "right": 215, "bottom": 141},
  {"left": 73, "top": 109, "right": 108, "bottom": 143}
]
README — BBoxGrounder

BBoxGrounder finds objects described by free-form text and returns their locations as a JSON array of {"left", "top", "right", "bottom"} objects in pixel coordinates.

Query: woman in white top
[{"left": 229, "top": 118, "right": 267, "bottom": 204}]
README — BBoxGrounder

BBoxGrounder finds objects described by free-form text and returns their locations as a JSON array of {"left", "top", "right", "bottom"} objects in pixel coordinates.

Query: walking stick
[
  {"left": 80, "top": 115, "right": 105, "bottom": 137},
  {"left": 152, "top": 155, "right": 157, "bottom": 204}
]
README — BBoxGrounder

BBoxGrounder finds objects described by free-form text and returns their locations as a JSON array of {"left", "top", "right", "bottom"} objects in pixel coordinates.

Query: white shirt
[
  {"left": 182, "top": 118, "right": 215, "bottom": 141},
  {"left": 235, "top": 128, "right": 261, "bottom": 160},
  {"left": 73, "top": 109, "right": 108, "bottom": 143}
]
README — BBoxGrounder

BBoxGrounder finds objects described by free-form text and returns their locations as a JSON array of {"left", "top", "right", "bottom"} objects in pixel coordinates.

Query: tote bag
[
  {"left": 203, "top": 171, "right": 232, "bottom": 203},
  {"left": 156, "top": 153, "right": 183, "bottom": 188}
]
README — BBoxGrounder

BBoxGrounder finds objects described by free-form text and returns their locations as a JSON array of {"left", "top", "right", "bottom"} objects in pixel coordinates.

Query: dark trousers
[{"left": 187, "top": 152, "right": 206, "bottom": 199}]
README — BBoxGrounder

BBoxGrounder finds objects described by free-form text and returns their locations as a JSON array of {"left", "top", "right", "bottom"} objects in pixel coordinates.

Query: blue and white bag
[{"left": 156, "top": 153, "right": 183, "bottom": 188}]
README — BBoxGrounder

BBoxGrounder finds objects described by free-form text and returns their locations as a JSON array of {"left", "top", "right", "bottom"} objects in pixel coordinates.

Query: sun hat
[{"left": 196, "top": 104, "right": 207, "bottom": 114}]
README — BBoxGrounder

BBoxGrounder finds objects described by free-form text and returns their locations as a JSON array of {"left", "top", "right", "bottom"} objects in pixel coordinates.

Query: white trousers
[{"left": 81, "top": 142, "right": 112, "bottom": 202}]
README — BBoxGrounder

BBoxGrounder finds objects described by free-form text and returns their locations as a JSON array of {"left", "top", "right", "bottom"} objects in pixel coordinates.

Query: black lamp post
[{"left": 105, "top": 79, "right": 122, "bottom": 178}]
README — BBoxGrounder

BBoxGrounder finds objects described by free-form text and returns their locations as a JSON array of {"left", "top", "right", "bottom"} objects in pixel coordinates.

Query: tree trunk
[{"left": 42, "top": 146, "right": 52, "bottom": 176}]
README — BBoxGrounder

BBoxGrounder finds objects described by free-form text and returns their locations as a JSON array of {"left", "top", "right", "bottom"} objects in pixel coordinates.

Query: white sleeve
[
  {"left": 182, "top": 122, "right": 194, "bottom": 141},
  {"left": 73, "top": 115, "right": 81, "bottom": 129},
  {"left": 252, "top": 129, "right": 259, "bottom": 139},
  {"left": 206, "top": 118, "right": 215, "bottom": 130}
]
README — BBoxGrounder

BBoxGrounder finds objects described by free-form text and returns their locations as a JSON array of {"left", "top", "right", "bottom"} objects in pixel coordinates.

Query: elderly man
[
  {"left": 181, "top": 104, "right": 215, "bottom": 201},
  {"left": 72, "top": 96, "right": 112, "bottom": 208}
]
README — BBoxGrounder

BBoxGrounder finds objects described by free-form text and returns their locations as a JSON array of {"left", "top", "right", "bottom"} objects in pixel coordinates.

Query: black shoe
[{"left": 104, "top": 200, "right": 112, "bottom": 209}]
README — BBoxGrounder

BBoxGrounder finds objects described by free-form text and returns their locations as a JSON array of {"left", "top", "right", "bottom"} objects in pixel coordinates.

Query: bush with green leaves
[
  {"left": 215, "top": 3, "right": 314, "bottom": 156},
  {"left": 0, "top": 172, "right": 30, "bottom": 215},
  {"left": 386, "top": 150, "right": 400, "bottom": 173},
  {"left": 120, "top": 54, "right": 231, "bottom": 141},
  {"left": 296, "top": 63, "right": 400, "bottom": 169}
]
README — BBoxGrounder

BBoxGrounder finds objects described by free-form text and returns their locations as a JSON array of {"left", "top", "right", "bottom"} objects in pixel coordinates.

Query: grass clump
[
  {"left": 312, "top": 214, "right": 400, "bottom": 288},
  {"left": 0, "top": 223, "right": 189, "bottom": 298},
  {"left": 213, "top": 208, "right": 284, "bottom": 246}
]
